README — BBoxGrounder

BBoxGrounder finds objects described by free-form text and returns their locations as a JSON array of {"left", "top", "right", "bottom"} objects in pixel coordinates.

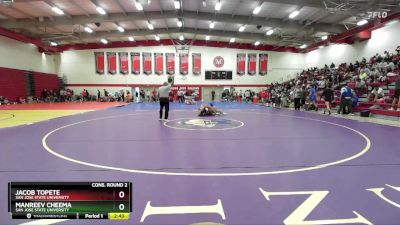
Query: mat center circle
[{"left": 164, "top": 118, "right": 244, "bottom": 130}]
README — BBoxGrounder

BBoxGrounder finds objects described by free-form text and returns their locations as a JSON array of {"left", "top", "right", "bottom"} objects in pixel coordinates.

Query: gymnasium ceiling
[{"left": 0, "top": 0, "right": 399, "bottom": 49}]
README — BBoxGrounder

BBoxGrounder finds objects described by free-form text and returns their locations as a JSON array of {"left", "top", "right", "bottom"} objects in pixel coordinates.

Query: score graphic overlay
[{"left": 8, "top": 182, "right": 132, "bottom": 220}]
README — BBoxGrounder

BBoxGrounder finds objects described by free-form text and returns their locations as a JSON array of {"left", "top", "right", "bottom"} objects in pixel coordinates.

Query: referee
[{"left": 158, "top": 76, "right": 174, "bottom": 121}]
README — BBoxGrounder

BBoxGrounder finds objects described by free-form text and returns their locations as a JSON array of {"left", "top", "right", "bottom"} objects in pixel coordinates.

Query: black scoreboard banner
[
  {"left": 205, "top": 71, "right": 232, "bottom": 80},
  {"left": 8, "top": 182, "right": 132, "bottom": 220}
]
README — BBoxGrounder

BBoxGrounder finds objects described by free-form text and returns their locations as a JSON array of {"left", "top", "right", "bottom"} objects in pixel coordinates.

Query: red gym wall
[
  {"left": 0, "top": 67, "right": 60, "bottom": 101},
  {"left": 0, "top": 67, "right": 27, "bottom": 101},
  {"left": 33, "top": 72, "right": 61, "bottom": 97}
]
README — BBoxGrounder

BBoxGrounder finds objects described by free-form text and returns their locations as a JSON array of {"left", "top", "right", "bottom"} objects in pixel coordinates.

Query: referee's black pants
[
  {"left": 337, "top": 97, "right": 353, "bottom": 114},
  {"left": 159, "top": 97, "right": 170, "bottom": 119}
]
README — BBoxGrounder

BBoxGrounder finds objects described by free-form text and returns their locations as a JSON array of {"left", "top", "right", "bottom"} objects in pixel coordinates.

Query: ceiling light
[
  {"left": 215, "top": 0, "right": 221, "bottom": 11},
  {"left": 51, "top": 6, "right": 64, "bottom": 15},
  {"left": 357, "top": 19, "right": 368, "bottom": 26},
  {"left": 155, "top": 35, "right": 160, "bottom": 41},
  {"left": 253, "top": 5, "right": 261, "bottom": 15},
  {"left": 209, "top": 21, "right": 215, "bottom": 29},
  {"left": 174, "top": 0, "right": 180, "bottom": 9},
  {"left": 147, "top": 23, "right": 154, "bottom": 30},
  {"left": 289, "top": 10, "right": 299, "bottom": 19},
  {"left": 238, "top": 25, "right": 245, "bottom": 32},
  {"left": 205, "top": 35, "right": 210, "bottom": 40},
  {"left": 84, "top": 26, "right": 93, "bottom": 33},
  {"left": 266, "top": 29, "right": 274, "bottom": 35},
  {"left": 128, "top": 37, "right": 134, "bottom": 41},
  {"left": 96, "top": 6, "right": 106, "bottom": 15},
  {"left": 254, "top": 41, "right": 260, "bottom": 46},
  {"left": 321, "top": 35, "right": 328, "bottom": 40},
  {"left": 50, "top": 42, "right": 58, "bottom": 46},
  {"left": 177, "top": 20, "right": 183, "bottom": 27},
  {"left": 117, "top": 26, "right": 125, "bottom": 32},
  {"left": 179, "top": 35, "right": 184, "bottom": 41},
  {"left": 101, "top": 38, "right": 108, "bottom": 44},
  {"left": 135, "top": 1, "right": 143, "bottom": 11},
  {"left": 229, "top": 38, "right": 235, "bottom": 43},
  {"left": 300, "top": 44, "right": 307, "bottom": 49}
]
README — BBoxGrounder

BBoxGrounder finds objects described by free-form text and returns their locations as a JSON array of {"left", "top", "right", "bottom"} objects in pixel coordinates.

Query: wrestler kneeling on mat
[{"left": 198, "top": 103, "right": 223, "bottom": 116}]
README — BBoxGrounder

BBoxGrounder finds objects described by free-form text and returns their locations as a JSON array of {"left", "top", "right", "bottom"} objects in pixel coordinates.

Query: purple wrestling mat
[{"left": 0, "top": 103, "right": 399, "bottom": 225}]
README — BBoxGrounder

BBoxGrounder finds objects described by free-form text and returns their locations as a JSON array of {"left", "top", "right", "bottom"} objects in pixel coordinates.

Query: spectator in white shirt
[{"left": 369, "top": 86, "right": 384, "bottom": 102}]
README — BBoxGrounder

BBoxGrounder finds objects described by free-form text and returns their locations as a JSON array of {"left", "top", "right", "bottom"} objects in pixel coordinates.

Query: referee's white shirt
[{"left": 159, "top": 84, "right": 172, "bottom": 98}]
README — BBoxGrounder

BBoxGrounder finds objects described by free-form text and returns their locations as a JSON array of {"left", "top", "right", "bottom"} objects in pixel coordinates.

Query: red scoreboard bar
[{"left": 8, "top": 182, "right": 132, "bottom": 220}]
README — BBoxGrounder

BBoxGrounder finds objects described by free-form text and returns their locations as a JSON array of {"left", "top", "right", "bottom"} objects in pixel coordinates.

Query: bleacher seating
[{"left": 261, "top": 47, "right": 399, "bottom": 118}]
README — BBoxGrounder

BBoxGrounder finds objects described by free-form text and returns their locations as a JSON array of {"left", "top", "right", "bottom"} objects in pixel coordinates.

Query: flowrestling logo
[
  {"left": 164, "top": 118, "right": 243, "bottom": 130},
  {"left": 367, "top": 11, "right": 388, "bottom": 19}
]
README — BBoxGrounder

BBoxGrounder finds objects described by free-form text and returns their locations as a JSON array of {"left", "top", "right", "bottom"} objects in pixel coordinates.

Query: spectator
[
  {"left": 359, "top": 64, "right": 370, "bottom": 80},
  {"left": 369, "top": 85, "right": 384, "bottom": 102},
  {"left": 82, "top": 89, "right": 88, "bottom": 102},
  {"left": 176, "top": 89, "right": 183, "bottom": 103},
  {"left": 120, "top": 90, "right": 125, "bottom": 102},
  {"left": 1, "top": 96, "right": 10, "bottom": 105},
  {"left": 275, "top": 91, "right": 282, "bottom": 108},
  {"left": 244, "top": 90, "right": 251, "bottom": 103},
  {"left": 317, "top": 77, "right": 326, "bottom": 90},
  {"left": 114, "top": 91, "right": 121, "bottom": 101},
  {"left": 140, "top": 89, "right": 145, "bottom": 102},
  {"left": 352, "top": 90, "right": 359, "bottom": 109},
  {"left": 355, "top": 77, "right": 366, "bottom": 96},
  {"left": 348, "top": 63, "right": 354, "bottom": 72},
  {"left": 66, "top": 89, "right": 72, "bottom": 101},
  {"left": 151, "top": 88, "right": 158, "bottom": 102},
  {"left": 260, "top": 89, "right": 268, "bottom": 104},
  {"left": 232, "top": 90, "right": 238, "bottom": 102},
  {"left": 361, "top": 57, "right": 367, "bottom": 64},
  {"left": 354, "top": 60, "right": 360, "bottom": 69},
  {"left": 389, "top": 76, "right": 400, "bottom": 111},
  {"left": 126, "top": 91, "right": 133, "bottom": 102},
  {"left": 238, "top": 90, "right": 243, "bottom": 103},
  {"left": 378, "top": 68, "right": 388, "bottom": 83}
]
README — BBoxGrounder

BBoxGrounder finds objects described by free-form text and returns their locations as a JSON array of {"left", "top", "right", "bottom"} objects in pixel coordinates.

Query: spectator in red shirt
[{"left": 260, "top": 89, "right": 268, "bottom": 104}]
